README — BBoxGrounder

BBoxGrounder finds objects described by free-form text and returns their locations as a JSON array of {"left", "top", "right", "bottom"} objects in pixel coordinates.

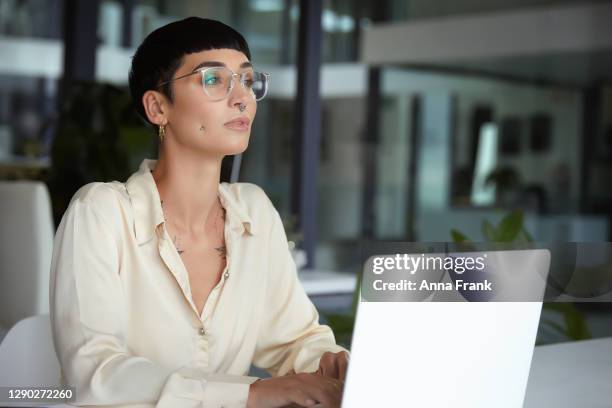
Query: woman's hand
[
  {"left": 316, "top": 351, "right": 349, "bottom": 382},
  {"left": 246, "top": 372, "right": 343, "bottom": 408}
]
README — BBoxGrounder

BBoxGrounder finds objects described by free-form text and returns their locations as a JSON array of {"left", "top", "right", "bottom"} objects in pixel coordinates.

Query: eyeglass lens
[{"left": 201, "top": 67, "right": 268, "bottom": 101}]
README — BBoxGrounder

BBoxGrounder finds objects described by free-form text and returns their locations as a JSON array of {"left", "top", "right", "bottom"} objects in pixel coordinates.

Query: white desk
[
  {"left": 524, "top": 337, "right": 612, "bottom": 407},
  {"left": 13, "top": 333, "right": 612, "bottom": 407}
]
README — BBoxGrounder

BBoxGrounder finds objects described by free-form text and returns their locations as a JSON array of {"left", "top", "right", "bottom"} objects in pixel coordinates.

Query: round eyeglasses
[{"left": 156, "top": 66, "right": 270, "bottom": 101}]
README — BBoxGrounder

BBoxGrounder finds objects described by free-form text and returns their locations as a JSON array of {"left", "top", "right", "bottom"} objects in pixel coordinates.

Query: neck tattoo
[{"left": 160, "top": 199, "right": 226, "bottom": 258}]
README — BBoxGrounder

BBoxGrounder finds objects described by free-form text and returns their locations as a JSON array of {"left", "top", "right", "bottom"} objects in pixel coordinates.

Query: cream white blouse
[{"left": 49, "top": 159, "right": 346, "bottom": 408}]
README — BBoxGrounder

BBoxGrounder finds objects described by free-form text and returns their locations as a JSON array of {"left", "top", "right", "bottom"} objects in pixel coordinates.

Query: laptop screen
[{"left": 342, "top": 249, "right": 550, "bottom": 408}]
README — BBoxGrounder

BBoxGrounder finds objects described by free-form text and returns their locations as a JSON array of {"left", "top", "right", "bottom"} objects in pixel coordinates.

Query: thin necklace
[{"left": 160, "top": 198, "right": 226, "bottom": 258}]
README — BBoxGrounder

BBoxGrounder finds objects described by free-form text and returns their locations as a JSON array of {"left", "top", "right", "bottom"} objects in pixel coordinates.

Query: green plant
[
  {"left": 451, "top": 210, "right": 533, "bottom": 244},
  {"left": 451, "top": 210, "right": 591, "bottom": 344},
  {"left": 323, "top": 210, "right": 592, "bottom": 348},
  {"left": 322, "top": 276, "right": 360, "bottom": 349},
  {"left": 45, "top": 82, "right": 155, "bottom": 226}
]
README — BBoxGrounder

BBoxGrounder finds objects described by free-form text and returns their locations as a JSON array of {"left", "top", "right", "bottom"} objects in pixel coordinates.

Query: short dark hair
[{"left": 128, "top": 17, "right": 251, "bottom": 125}]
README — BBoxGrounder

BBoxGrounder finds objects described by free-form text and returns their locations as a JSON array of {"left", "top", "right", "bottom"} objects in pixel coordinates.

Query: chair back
[
  {"left": 0, "top": 181, "right": 54, "bottom": 329},
  {"left": 0, "top": 314, "right": 60, "bottom": 386}
]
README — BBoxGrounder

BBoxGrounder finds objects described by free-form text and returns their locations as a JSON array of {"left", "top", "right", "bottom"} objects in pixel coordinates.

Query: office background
[{"left": 0, "top": 0, "right": 611, "bottom": 346}]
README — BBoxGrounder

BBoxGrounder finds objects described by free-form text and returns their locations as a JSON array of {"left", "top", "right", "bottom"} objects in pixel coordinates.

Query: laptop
[{"left": 341, "top": 249, "right": 551, "bottom": 408}]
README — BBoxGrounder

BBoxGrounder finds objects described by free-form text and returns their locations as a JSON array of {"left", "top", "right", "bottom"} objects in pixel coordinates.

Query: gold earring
[{"left": 158, "top": 124, "right": 166, "bottom": 142}]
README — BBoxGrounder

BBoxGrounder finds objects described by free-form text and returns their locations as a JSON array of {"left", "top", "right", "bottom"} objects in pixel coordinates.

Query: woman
[{"left": 50, "top": 17, "right": 348, "bottom": 408}]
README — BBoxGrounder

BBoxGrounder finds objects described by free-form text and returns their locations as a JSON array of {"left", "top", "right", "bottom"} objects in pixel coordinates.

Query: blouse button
[{"left": 199, "top": 327, "right": 206, "bottom": 336}]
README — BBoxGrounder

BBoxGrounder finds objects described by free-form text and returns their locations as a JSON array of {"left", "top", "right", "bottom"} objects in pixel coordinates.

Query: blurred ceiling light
[
  {"left": 322, "top": 10, "right": 336, "bottom": 31},
  {"left": 287, "top": 5, "right": 354, "bottom": 33},
  {"left": 338, "top": 15, "right": 355, "bottom": 32},
  {"left": 251, "top": 0, "right": 283, "bottom": 12},
  {"left": 323, "top": 10, "right": 354, "bottom": 32}
]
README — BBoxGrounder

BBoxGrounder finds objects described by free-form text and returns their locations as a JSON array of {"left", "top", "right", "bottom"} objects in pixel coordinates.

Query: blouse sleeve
[
  {"left": 49, "top": 187, "right": 257, "bottom": 407},
  {"left": 251, "top": 207, "right": 349, "bottom": 377}
]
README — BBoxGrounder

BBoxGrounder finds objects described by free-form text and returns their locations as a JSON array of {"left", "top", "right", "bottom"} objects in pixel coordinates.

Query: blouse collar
[{"left": 125, "top": 159, "right": 256, "bottom": 245}]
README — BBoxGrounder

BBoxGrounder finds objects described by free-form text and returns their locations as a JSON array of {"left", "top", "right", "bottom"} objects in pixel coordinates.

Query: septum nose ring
[{"left": 239, "top": 103, "right": 246, "bottom": 112}]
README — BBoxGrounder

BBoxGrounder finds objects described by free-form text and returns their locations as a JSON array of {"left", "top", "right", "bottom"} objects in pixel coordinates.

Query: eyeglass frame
[{"left": 155, "top": 66, "right": 271, "bottom": 101}]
